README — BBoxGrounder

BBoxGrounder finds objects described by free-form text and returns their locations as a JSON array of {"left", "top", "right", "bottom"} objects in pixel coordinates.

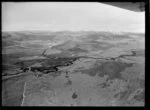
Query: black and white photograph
[{"left": 2, "top": 2, "right": 145, "bottom": 106}]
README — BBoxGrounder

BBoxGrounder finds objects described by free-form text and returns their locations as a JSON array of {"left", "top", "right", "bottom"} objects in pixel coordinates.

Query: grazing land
[{"left": 2, "top": 31, "right": 145, "bottom": 106}]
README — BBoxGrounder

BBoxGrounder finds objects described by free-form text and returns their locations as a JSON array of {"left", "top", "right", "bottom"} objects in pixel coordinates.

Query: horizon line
[{"left": 2, "top": 30, "right": 145, "bottom": 34}]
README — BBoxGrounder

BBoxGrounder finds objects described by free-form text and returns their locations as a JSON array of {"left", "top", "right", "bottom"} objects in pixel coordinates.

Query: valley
[{"left": 2, "top": 31, "right": 145, "bottom": 106}]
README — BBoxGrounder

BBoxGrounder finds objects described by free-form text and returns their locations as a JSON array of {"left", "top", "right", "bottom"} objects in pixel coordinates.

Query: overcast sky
[{"left": 2, "top": 2, "right": 145, "bottom": 32}]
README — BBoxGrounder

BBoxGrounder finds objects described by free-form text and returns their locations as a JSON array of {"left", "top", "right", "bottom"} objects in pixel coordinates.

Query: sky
[{"left": 2, "top": 2, "right": 145, "bottom": 32}]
